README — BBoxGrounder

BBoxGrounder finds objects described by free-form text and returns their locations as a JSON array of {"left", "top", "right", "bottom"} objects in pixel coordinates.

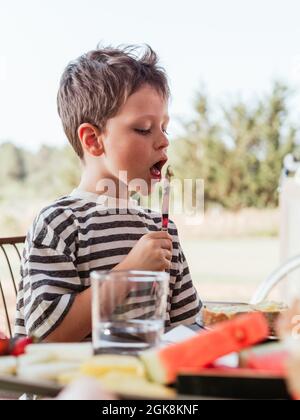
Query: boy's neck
[{"left": 78, "top": 171, "right": 130, "bottom": 200}]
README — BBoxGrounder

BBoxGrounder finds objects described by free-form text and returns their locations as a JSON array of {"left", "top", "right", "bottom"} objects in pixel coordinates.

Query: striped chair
[{"left": 0, "top": 236, "right": 25, "bottom": 338}]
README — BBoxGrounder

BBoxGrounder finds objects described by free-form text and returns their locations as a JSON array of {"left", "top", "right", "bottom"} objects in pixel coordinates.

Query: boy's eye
[
  {"left": 134, "top": 128, "right": 151, "bottom": 135},
  {"left": 134, "top": 128, "right": 169, "bottom": 136}
]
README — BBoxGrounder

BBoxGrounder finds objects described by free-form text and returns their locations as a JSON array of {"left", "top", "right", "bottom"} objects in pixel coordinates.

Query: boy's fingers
[
  {"left": 146, "top": 231, "right": 173, "bottom": 241},
  {"left": 162, "top": 249, "right": 172, "bottom": 261},
  {"left": 159, "top": 239, "right": 173, "bottom": 251},
  {"left": 163, "top": 259, "right": 171, "bottom": 270}
]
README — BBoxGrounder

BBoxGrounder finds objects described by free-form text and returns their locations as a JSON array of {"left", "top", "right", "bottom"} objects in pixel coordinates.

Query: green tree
[
  {"left": 0, "top": 142, "right": 27, "bottom": 183},
  {"left": 170, "top": 82, "right": 298, "bottom": 210}
]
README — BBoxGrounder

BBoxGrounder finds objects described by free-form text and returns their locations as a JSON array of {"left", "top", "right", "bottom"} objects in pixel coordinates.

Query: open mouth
[{"left": 150, "top": 159, "right": 168, "bottom": 180}]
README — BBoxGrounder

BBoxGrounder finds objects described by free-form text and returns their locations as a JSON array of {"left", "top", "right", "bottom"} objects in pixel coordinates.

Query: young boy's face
[{"left": 101, "top": 84, "right": 169, "bottom": 195}]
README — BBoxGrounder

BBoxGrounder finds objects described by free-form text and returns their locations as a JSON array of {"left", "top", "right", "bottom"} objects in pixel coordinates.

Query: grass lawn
[{"left": 181, "top": 237, "right": 280, "bottom": 302}]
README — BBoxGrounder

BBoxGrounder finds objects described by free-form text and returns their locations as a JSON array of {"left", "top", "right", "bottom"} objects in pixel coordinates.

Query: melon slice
[
  {"left": 18, "top": 352, "right": 55, "bottom": 368},
  {"left": 81, "top": 354, "right": 145, "bottom": 378},
  {"left": 58, "top": 371, "right": 86, "bottom": 386},
  {"left": 0, "top": 356, "right": 17, "bottom": 375},
  {"left": 18, "top": 361, "right": 81, "bottom": 381},
  {"left": 239, "top": 342, "right": 288, "bottom": 375},
  {"left": 98, "top": 371, "right": 175, "bottom": 399},
  {"left": 25, "top": 342, "right": 93, "bottom": 362},
  {"left": 140, "top": 312, "right": 269, "bottom": 384}
]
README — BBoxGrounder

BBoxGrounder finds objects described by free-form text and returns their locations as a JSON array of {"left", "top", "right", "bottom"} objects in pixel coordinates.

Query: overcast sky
[{"left": 1, "top": 0, "right": 300, "bottom": 150}]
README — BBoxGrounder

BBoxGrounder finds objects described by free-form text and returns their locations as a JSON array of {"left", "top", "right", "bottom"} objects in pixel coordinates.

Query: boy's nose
[{"left": 154, "top": 132, "right": 169, "bottom": 150}]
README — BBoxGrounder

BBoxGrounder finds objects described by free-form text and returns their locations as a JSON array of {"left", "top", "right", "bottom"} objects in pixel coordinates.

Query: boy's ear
[{"left": 77, "top": 123, "right": 104, "bottom": 157}]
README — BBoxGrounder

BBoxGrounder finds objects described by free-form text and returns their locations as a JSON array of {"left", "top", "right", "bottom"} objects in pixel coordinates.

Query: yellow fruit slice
[
  {"left": 81, "top": 355, "right": 145, "bottom": 378},
  {"left": 58, "top": 371, "right": 86, "bottom": 386},
  {"left": 98, "top": 371, "right": 175, "bottom": 399}
]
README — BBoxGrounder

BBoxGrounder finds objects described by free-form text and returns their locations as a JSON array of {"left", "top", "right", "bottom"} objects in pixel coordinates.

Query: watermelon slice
[
  {"left": 140, "top": 312, "right": 269, "bottom": 384},
  {"left": 239, "top": 342, "right": 288, "bottom": 375}
]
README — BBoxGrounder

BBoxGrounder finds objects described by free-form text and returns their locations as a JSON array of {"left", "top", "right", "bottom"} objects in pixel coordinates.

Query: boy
[{"left": 15, "top": 44, "right": 202, "bottom": 342}]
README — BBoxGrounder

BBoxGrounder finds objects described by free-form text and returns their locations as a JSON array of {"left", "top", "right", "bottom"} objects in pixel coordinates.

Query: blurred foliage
[
  {"left": 0, "top": 143, "right": 80, "bottom": 201},
  {"left": 0, "top": 143, "right": 81, "bottom": 235},
  {"left": 170, "top": 82, "right": 299, "bottom": 210}
]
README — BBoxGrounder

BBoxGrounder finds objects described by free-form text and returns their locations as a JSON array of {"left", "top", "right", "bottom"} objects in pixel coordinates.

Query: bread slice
[
  {"left": 202, "top": 301, "right": 288, "bottom": 337},
  {"left": 203, "top": 304, "right": 254, "bottom": 325},
  {"left": 254, "top": 302, "right": 288, "bottom": 336}
]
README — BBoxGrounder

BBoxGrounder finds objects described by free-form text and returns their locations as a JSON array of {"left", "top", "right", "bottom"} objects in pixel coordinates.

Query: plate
[
  {"left": 0, "top": 374, "right": 62, "bottom": 397},
  {"left": 177, "top": 369, "right": 290, "bottom": 399},
  {"left": 0, "top": 374, "right": 187, "bottom": 400}
]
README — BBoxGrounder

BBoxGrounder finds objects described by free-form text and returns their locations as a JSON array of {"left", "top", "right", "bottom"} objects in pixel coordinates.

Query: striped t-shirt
[{"left": 15, "top": 189, "right": 202, "bottom": 339}]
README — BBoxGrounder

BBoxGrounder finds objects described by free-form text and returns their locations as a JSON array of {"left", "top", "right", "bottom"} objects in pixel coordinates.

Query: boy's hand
[{"left": 118, "top": 231, "right": 173, "bottom": 272}]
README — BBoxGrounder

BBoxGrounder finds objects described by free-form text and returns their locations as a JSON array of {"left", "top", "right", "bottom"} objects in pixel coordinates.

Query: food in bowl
[{"left": 202, "top": 301, "right": 288, "bottom": 337}]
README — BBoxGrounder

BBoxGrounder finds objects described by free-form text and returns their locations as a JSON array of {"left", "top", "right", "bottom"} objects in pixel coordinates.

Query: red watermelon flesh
[{"left": 140, "top": 312, "right": 269, "bottom": 384}]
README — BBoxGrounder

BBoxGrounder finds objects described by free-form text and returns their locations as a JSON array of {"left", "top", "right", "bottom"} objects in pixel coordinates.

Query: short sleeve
[{"left": 16, "top": 215, "right": 81, "bottom": 339}]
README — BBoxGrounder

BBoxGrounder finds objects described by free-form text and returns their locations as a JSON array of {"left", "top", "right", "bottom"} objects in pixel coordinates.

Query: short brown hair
[{"left": 57, "top": 44, "right": 170, "bottom": 159}]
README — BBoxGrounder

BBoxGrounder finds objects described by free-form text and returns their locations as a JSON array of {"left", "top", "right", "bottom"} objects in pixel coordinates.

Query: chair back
[{"left": 0, "top": 236, "right": 26, "bottom": 338}]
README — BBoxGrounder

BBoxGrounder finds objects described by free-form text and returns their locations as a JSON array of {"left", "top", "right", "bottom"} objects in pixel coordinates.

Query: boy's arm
[
  {"left": 44, "top": 258, "right": 134, "bottom": 343},
  {"left": 43, "top": 286, "right": 91, "bottom": 342}
]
